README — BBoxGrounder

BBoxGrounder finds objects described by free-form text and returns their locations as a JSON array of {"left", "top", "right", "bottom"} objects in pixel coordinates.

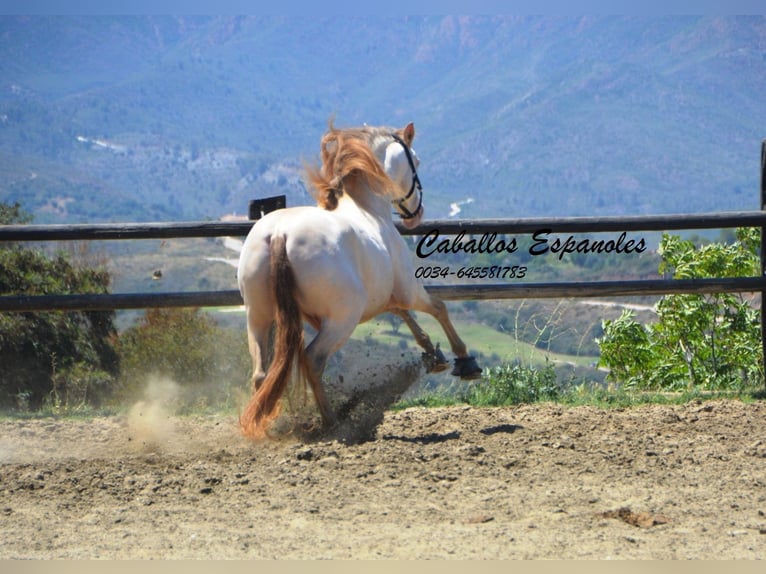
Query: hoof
[
  {"left": 422, "top": 345, "right": 450, "bottom": 373},
  {"left": 451, "top": 356, "right": 482, "bottom": 380}
]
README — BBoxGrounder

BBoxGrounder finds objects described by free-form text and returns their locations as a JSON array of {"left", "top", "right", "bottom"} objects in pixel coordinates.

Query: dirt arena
[{"left": 1, "top": 394, "right": 765, "bottom": 559}]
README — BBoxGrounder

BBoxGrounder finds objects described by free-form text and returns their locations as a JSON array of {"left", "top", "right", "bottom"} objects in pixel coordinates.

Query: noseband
[{"left": 389, "top": 133, "right": 423, "bottom": 220}]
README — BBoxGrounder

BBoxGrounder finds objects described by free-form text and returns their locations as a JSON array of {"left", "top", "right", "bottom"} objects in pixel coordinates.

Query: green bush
[
  {"left": 0, "top": 203, "right": 119, "bottom": 410},
  {"left": 597, "top": 228, "right": 763, "bottom": 391},
  {"left": 47, "top": 361, "right": 116, "bottom": 414},
  {"left": 467, "top": 360, "right": 560, "bottom": 406},
  {"left": 115, "top": 308, "right": 250, "bottom": 410}
]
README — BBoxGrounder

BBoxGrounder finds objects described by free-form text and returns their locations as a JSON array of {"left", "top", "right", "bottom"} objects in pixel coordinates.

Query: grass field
[{"left": 349, "top": 312, "right": 598, "bottom": 370}]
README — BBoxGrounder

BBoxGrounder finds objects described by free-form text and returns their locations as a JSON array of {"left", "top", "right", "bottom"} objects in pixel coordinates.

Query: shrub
[
  {"left": 115, "top": 308, "right": 250, "bottom": 409},
  {"left": 0, "top": 211, "right": 119, "bottom": 410},
  {"left": 597, "top": 228, "right": 763, "bottom": 391},
  {"left": 467, "top": 360, "right": 560, "bottom": 406},
  {"left": 47, "top": 361, "right": 115, "bottom": 413}
]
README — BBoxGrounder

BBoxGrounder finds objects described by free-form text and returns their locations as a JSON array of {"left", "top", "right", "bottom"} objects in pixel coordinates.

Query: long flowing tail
[{"left": 240, "top": 235, "right": 307, "bottom": 439}]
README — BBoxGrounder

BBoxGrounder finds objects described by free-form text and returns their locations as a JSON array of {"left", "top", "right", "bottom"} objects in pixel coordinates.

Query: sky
[{"left": 2, "top": 0, "right": 765, "bottom": 16}]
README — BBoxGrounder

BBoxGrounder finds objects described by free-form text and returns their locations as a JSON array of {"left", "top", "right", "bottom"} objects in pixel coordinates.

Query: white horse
[{"left": 237, "top": 122, "right": 481, "bottom": 438}]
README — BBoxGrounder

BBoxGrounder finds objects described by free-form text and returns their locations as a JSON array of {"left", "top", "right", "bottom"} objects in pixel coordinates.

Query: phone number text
[{"left": 415, "top": 265, "right": 527, "bottom": 280}]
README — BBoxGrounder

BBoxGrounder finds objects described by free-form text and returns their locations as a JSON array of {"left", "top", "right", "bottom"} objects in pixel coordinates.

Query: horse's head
[
  {"left": 306, "top": 121, "right": 425, "bottom": 228},
  {"left": 382, "top": 123, "right": 424, "bottom": 229}
]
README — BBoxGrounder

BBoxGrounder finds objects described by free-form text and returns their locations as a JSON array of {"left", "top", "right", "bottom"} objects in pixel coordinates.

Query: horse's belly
[{"left": 293, "top": 245, "right": 394, "bottom": 321}]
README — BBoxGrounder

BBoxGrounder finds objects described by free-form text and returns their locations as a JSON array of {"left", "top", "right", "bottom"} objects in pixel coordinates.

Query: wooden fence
[
  {"left": 2, "top": 141, "right": 766, "bottom": 378},
  {"left": 2, "top": 211, "right": 766, "bottom": 311}
]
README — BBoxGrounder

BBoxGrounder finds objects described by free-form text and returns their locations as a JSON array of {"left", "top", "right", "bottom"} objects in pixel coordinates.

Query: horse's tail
[{"left": 240, "top": 235, "right": 308, "bottom": 439}]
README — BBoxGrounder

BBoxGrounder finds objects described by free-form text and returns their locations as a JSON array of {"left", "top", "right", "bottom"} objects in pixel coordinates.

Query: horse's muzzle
[{"left": 400, "top": 207, "right": 423, "bottom": 230}]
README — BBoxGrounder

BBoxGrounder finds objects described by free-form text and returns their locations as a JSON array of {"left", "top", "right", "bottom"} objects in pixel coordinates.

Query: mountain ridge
[{"left": 1, "top": 16, "right": 765, "bottom": 223}]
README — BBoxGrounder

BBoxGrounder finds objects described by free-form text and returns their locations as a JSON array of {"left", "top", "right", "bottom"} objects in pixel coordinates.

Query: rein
[{"left": 389, "top": 133, "right": 423, "bottom": 220}]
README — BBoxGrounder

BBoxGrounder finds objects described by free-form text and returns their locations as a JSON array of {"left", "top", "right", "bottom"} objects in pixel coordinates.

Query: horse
[{"left": 237, "top": 122, "right": 481, "bottom": 439}]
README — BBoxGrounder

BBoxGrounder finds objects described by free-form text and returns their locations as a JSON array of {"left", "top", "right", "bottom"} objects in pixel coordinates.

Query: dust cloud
[{"left": 126, "top": 376, "right": 180, "bottom": 452}]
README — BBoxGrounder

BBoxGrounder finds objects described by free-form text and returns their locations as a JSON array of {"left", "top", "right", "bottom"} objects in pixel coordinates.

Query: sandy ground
[{"left": 1, "top": 385, "right": 765, "bottom": 560}]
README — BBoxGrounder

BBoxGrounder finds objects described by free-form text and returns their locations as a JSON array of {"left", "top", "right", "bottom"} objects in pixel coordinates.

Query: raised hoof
[
  {"left": 422, "top": 345, "right": 450, "bottom": 373},
  {"left": 451, "top": 356, "right": 483, "bottom": 380}
]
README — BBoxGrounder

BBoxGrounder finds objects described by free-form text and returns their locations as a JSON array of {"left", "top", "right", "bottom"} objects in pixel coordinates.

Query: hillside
[{"left": 1, "top": 16, "right": 766, "bottom": 223}]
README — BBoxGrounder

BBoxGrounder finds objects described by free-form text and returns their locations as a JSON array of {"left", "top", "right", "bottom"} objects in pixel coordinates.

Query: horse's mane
[{"left": 305, "top": 124, "right": 394, "bottom": 211}]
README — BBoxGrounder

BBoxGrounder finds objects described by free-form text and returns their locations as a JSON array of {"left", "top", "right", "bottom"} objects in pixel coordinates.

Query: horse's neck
[{"left": 338, "top": 185, "right": 394, "bottom": 228}]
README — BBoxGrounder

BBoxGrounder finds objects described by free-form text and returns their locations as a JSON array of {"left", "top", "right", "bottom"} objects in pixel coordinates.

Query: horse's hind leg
[
  {"left": 303, "top": 318, "right": 360, "bottom": 427},
  {"left": 245, "top": 307, "right": 272, "bottom": 391},
  {"left": 390, "top": 309, "right": 449, "bottom": 373}
]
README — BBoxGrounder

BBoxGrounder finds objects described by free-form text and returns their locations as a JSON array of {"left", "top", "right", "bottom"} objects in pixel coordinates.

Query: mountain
[{"left": 1, "top": 15, "right": 766, "bottom": 223}]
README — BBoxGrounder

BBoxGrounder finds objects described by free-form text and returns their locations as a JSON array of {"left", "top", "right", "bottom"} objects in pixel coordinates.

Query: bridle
[{"left": 389, "top": 133, "right": 423, "bottom": 220}]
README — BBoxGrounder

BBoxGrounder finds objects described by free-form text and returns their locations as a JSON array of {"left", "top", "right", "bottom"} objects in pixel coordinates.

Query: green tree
[
  {"left": 0, "top": 202, "right": 33, "bottom": 226},
  {"left": 597, "top": 228, "right": 762, "bottom": 391},
  {"left": 0, "top": 202, "right": 119, "bottom": 409}
]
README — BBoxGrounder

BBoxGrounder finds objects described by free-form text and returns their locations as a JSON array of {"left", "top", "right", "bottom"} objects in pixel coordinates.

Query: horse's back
[{"left": 237, "top": 205, "right": 396, "bottom": 321}]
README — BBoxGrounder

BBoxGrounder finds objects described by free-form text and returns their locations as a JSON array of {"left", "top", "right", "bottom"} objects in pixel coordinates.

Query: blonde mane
[{"left": 305, "top": 124, "right": 396, "bottom": 210}]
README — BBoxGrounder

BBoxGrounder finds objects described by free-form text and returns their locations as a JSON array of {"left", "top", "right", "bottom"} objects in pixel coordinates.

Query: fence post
[
  {"left": 248, "top": 195, "right": 286, "bottom": 220},
  {"left": 761, "top": 140, "right": 766, "bottom": 389}
]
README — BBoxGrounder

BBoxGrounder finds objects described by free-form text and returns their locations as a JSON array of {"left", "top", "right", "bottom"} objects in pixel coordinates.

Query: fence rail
[
  {"left": 2, "top": 209, "right": 766, "bottom": 312},
  {"left": 1, "top": 277, "right": 764, "bottom": 313},
  {"left": 3, "top": 210, "right": 766, "bottom": 242}
]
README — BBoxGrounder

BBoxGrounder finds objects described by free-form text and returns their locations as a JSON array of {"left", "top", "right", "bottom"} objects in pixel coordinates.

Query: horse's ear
[{"left": 402, "top": 122, "right": 415, "bottom": 145}]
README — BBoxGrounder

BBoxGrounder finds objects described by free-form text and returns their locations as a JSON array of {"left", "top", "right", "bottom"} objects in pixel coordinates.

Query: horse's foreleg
[
  {"left": 390, "top": 309, "right": 449, "bottom": 373},
  {"left": 410, "top": 290, "right": 482, "bottom": 380}
]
